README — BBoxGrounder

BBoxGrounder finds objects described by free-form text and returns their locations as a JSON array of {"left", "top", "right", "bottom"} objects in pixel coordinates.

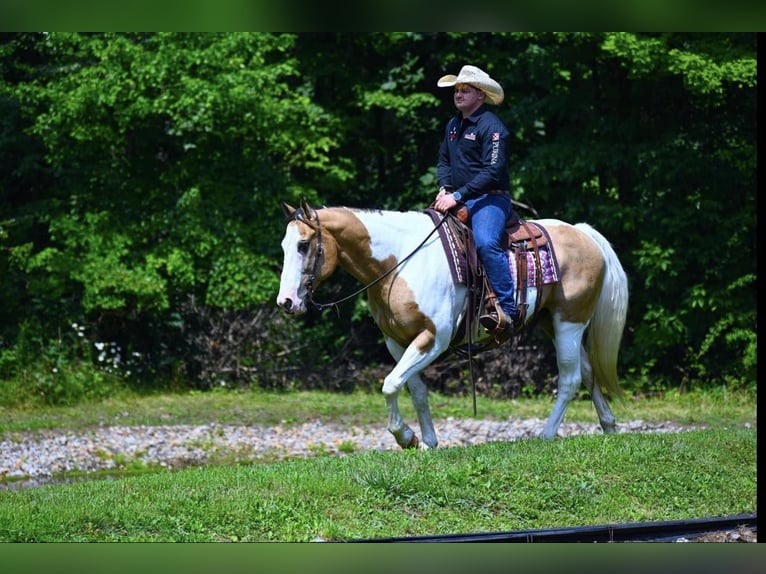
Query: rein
[{"left": 294, "top": 208, "right": 450, "bottom": 312}]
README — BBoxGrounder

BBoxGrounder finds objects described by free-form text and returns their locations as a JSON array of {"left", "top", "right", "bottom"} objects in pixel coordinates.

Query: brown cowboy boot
[
  {"left": 479, "top": 294, "right": 513, "bottom": 341},
  {"left": 480, "top": 296, "right": 525, "bottom": 340},
  {"left": 479, "top": 309, "right": 506, "bottom": 332}
]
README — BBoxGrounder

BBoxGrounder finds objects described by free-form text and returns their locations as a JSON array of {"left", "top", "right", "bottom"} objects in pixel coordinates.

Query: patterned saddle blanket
[{"left": 425, "top": 209, "right": 560, "bottom": 288}]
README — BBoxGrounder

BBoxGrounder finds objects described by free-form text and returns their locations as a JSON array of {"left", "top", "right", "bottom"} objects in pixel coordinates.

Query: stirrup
[
  {"left": 479, "top": 310, "right": 513, "bottom": 344},
  {"left": 479, "top": 311, "right": 507, "bottom": 333},
  {"left": 480, "top": 309, "right": 523, "bottom": 342}
]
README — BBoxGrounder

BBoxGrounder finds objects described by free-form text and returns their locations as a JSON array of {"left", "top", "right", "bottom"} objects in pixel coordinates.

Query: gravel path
[{"left": 1, "top": 418, "right": 704, "bottom": 488}]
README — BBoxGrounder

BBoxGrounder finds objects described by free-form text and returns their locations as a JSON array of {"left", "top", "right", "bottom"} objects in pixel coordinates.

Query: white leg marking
[
  {"left": 541, "top": 319, "right": 587, "bottom": 440},
  {"left": 406, "top": 374, "right": 437, "bottom": 448},
  {"left": 580, "top": 346, "right": 616, "bottom": 434},
  {"left": 383, "top": 338, "right": 442, "bottom": 449}
]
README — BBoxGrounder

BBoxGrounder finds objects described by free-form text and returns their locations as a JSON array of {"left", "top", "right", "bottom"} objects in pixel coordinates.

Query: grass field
[{"left": 0, "top": 387, "right": 757, "bottom": 542}]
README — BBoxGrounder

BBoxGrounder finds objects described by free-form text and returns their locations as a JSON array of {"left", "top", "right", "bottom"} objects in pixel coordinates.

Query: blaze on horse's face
[{"left": 276, "top": 203, "right": 320, "bottom": 315}]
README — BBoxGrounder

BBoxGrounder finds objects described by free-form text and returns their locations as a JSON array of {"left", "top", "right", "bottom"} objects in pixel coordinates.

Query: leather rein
[{"left": 288, "top": 208, "right": 450, "bottom": 312}]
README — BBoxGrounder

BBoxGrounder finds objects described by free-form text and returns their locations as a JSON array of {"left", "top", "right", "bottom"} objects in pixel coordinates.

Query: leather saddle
[{"left": 444, "top": 207, "right": 548, "bottom": 352}]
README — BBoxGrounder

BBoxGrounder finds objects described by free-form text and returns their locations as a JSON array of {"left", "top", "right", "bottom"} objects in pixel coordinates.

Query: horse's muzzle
[{"left": 276, "top": 297, "right": 306, "bottom": 315}]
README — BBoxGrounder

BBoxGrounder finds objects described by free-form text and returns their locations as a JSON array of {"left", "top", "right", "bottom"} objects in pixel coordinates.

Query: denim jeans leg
[{"left": 466, "top": 194, "right": 518, "bottom": 319}]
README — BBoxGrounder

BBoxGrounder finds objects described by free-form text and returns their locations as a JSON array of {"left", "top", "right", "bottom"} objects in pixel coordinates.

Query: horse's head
[{"left": 276, "top": 199, "right": 337, "bottom": 314}]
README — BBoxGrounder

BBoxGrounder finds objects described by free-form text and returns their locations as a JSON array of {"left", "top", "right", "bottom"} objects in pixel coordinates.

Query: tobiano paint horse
[{"left": 277, "top": 199, "right": 629, "bottom": 449}]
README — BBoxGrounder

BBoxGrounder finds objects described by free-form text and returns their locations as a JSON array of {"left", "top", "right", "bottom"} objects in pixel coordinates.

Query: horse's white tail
[{"left": 575, "top": 223, "right": 629, "bottom": 398}]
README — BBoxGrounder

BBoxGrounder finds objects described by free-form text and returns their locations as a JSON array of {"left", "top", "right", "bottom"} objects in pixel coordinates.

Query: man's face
[{"left": 453, "top": 83, "right": 484, "bottom": 116}]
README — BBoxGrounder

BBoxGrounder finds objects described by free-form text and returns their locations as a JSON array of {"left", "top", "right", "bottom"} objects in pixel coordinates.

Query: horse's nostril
[{"left": 283, "top": 299, "right": 293, "bottom": 312}]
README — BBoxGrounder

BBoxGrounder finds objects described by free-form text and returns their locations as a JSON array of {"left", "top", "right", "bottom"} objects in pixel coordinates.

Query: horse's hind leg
[
  {"left": 580, "top": 347, "right": 617, "bottom": 434},
  {"left": 383, "top": 338, "right": 438, "bottom": 450},
  {"left": 541, "top": 321, "right": 587, "bottom": 440}
]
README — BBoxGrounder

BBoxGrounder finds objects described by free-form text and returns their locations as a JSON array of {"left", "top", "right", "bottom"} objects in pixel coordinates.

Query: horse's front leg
[{"left": 383, "top": 336, "right": 439, "bottom": 450}]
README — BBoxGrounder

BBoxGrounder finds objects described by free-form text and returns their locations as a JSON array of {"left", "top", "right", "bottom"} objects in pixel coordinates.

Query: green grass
[
  {"left": 0, "top": 428, "right": 755, "bottom": 542},
  {"left": 0, "top": 385, "right": 755, "bottom": 434},
  {"left": 0, "top": 387, "right": 756, "bottom": 542}
]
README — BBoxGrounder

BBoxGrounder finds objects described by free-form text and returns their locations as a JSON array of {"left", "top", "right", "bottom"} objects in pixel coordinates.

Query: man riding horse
[{"left": 431, "top": 64, "right": 522, "bottom": 340}]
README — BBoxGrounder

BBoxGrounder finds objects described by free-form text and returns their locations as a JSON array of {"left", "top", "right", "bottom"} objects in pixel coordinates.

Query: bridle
[{"left": 286, "top": 207, "right": 449, "bottom": 312}]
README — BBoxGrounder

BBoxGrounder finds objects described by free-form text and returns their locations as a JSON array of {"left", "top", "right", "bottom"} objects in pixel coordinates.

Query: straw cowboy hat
[{"left": 437, "top": 65, "right": 504, "bottom": 105}]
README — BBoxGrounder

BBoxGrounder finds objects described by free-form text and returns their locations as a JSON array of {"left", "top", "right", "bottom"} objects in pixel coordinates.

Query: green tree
[
  {"left": 1, "top": 33, "right": 347, "bottom": 392},
  {"left": 0, "top": 32, "right": 756, "bottom": 401},
  {"left": 501, "top": 32, "right": 757, "bottom": 389}
]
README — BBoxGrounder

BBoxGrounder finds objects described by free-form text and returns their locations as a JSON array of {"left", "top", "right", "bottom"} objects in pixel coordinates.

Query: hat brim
[
  {"left": 438, "top": 74, "right": 504, "bottom": 105},
  {"left": 437, "top": 74, "right": 459, "bottom": 87}
]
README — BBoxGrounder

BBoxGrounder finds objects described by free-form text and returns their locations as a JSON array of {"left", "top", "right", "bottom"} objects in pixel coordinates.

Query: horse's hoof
[{"left": 405, "top": 434, "right": 420, "bottom": 449}]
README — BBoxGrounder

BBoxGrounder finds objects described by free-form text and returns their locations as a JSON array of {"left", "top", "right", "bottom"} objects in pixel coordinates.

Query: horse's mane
[{"left": 324, "top": 205, "right": 423, "bottom": 216}]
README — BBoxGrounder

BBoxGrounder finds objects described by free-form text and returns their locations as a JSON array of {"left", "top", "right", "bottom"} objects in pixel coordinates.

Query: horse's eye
[{"left": 297, "top": 240, "right": 309, "bottom": 255}]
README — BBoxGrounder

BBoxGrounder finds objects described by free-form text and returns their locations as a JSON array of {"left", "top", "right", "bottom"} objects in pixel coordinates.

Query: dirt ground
[{"left": 689, "top": 526, "right": 757, "bottom": 543}]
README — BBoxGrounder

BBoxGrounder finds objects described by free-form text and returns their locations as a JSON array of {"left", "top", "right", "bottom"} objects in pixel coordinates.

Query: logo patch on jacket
[
  {"left": 464, "top": 132, "right": 476, "bottom": 140},
  {"left": 492, "top": 132, "right": 500, "bottom": 141}
]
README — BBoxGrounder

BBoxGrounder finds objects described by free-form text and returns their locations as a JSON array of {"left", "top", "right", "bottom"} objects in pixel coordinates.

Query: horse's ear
[
  {"left": 282, "top": 202, "right": 296, "bottom": 221},
  {"left": 299, "top": 198, "right": 317, "bottom": 222}
]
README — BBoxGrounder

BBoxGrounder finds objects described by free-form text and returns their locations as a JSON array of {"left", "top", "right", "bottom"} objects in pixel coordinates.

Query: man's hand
[{"left": 434, "top": 187, "right": 458, "bottom": 213}]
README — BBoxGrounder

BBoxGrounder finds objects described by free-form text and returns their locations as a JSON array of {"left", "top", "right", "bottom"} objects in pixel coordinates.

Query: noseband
[{"left": 285, "top": 207, "right": 325, "bottom": 308}]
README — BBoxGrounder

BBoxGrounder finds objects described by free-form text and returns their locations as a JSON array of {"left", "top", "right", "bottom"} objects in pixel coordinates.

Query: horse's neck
[
  {"left": 356, "top": 209, "right": 433, "bottom": 247},
  {"left": 323, "top": 208, "right": 434, "bottom": 283}
]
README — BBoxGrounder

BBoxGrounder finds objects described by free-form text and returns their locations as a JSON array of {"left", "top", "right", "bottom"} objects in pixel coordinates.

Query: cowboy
[{"left": 432, "top": 64, "right": 521, "bottom": 338}]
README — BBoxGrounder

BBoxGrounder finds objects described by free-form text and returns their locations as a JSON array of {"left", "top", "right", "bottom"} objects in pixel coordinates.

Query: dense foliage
[{"left": 0, "top": 33, "right": 756, "bottom": 404}]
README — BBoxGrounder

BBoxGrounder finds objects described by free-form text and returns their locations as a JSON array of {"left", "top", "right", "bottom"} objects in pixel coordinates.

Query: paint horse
[{"left": 277, "top": 199, "right": 629, "bottom": 449}]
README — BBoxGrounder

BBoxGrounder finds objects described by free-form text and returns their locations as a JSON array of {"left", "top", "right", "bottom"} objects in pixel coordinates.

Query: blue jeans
[{"left": 464, "top": 193, "right": 518, "bottom": 319}]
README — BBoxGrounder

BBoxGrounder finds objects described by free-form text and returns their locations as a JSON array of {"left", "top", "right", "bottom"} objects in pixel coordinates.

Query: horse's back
[
  {"left": 531, "top": 219, "right": 608, "bottom": 322},
  {"left": 534, "top": 218, "right": 605, "bottom": 271}
]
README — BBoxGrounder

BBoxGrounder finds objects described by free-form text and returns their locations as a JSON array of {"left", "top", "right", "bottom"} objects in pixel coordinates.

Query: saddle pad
[
  {"left": 424, "top": 209, "right": 560, "bottom": 287},
  {"left": 509, "top": 247, "right": 560, "bottom": 287},
  {"left": 425, "top": 209, "right": 467, "bottom": 284}
]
